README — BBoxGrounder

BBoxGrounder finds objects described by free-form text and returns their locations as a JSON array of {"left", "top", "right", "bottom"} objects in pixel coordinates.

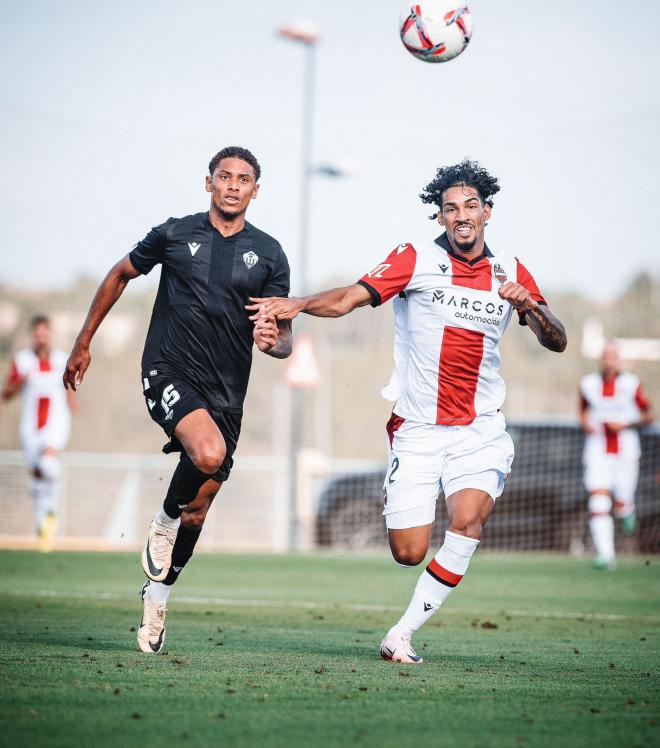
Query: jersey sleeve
[
  {"left": 5, "top": 358, "right": 22, "bottom": 386},
  {"left": 260, "top": 244, "right": 290, "bottom": 298},
  {"left": 515, "top": 258, "right": 547, "bottom": 326},
  {"left": 635, "top": 381, "right": 651, "bottom": 412},
  {"left": 357, "top": 243, "right": 417, "bottom": 307},
  {"left": 128, "top": 220, "right": 171, "bottom": 275}
]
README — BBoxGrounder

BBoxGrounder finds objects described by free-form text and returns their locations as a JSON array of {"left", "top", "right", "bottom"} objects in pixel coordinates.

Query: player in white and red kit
[
  {"left": 248, "top": 160, "right": 566, "bottom": 663},
  {"left": 2, "top": 316, "right": 77, "bottom": 550},
  {"left": 580, "top": 341, "right": 653, "bottom": 569}
]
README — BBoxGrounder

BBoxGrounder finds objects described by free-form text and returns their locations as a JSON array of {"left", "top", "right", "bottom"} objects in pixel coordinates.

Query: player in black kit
[{"left": 63, "top": 146, "right": 292, "bottom": 653}]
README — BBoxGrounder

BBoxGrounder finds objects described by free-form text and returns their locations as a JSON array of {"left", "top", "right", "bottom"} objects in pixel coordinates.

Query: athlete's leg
[
  {"left": 388, "top": 524, "right": 433, "bottom": 567},
  {"left": 31, "top": 447, "right": 62, "bottom": 551},
  {"left": 389, "top": 488, "right": 492, "bottom": 640},
  {"left": 613, "top": 458, "right": 640, "bottom": 535},
  {"left": 145, "top": 479, "right": 222, "bottom": 607},
  {"left": 143, "top": 409, "right": 226, "bottom": 581},
  {"left": 588, "top": 490, "right": 616, "bottom": 567}
]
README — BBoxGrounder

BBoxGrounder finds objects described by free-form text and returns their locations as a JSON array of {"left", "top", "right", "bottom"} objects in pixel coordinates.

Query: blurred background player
[
  {"left": 579, "top": 340, "right": 654, "bottom": 569},
  {"left": 2, "top": 315, "right": 77, "bottom": 551},
  {"left": 248, "top": 159, "right": 567, "bottom": 664},
  {"left": 63, "top": 146, "right": 291, "bottom": 654}
]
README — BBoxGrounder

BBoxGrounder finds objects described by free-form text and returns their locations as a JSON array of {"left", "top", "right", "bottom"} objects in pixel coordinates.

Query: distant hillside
[{"left": 1, "top": 274, "right": 658, "bottom": 459}]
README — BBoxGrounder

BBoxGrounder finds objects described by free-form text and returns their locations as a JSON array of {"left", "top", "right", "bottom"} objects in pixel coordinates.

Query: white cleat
[
  {"left": 137, "top": 581, "right": 167, "bottom": 654},
  {"left": 380, "top": 629, "right": 423, "bottom": 664},
  {"left": 141, "top": 518, "right": 178, "bottom": 582}
]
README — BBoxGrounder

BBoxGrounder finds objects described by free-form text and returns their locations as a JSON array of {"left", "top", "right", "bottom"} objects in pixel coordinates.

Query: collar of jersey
[
  {"left": 434, "top": 232, "right": 493, "bottom": 266},
  {"left": 204, "top": 213, "right": 252, "bottom": 240}
]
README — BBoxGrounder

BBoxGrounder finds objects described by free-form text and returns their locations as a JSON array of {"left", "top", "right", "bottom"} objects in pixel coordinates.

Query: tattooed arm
[{"left": 498, "top": 282, "right": 567, "bottom": 352}]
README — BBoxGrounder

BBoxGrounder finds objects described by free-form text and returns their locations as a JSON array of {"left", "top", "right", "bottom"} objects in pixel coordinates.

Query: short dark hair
[
  {"left": 420, "top": 159, "right": 500, "bottom": 218},
  {"left": 208, "top": 146, "right": 261, "bottom": 182},
  {"left": 30, "top": 315, "right": 50, "bottom": 328}
]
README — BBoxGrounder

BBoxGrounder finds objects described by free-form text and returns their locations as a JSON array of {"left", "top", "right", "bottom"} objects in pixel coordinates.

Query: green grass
[{"left": 0, "top": 551, "right": 658, "bottom": 748}]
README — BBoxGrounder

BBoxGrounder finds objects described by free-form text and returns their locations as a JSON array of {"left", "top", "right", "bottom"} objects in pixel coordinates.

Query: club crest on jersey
[
  {"left": 243, "top": 251, "right": 259, "bottom": 269},
  {"left": 493, "top": 263, "right": 507, "bottom": 284}
]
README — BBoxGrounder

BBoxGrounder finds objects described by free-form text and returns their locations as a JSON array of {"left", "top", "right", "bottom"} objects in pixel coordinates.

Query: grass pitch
[{"left": 0, "top": 551, "right": 658, "bottom": 748}]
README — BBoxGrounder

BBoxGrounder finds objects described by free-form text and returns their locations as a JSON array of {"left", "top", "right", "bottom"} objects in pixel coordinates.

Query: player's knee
[
  {"left": 38, "top": 454, "right": 61, "bottom": 482},
  {"left": 191, "top": 442, "right": 226, "bottom": 476},
  {"left": 390, "top": 546, "right": 426, "bottom": 567},
  {"left": 588, "top": 492, "right": 612, "bottom": 515},
  {"left": 449, "top": 518, "right": 483, "bottom": 541}
]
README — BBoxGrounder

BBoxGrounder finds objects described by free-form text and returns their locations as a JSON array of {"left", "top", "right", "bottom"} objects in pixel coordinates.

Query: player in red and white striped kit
[
  {"left": 248, "top": 160, "right": 567, "bottom": 663},
  {"left": 2, "top": 316, "right": 77, "bottom": 550},
  {"left": 580, "top": 341, "right": 653, "bottom": 569}
]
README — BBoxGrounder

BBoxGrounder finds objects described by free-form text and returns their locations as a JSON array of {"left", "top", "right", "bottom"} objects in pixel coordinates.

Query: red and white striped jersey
[
  {"left": 8, "top": 349, "right": 70, "bottom": 438},
  {"left": 358, "top": 233, "right": 546, "bottom": 426},
  {"left": 580, "top": 372, "right": 650, "bottom": 458}
]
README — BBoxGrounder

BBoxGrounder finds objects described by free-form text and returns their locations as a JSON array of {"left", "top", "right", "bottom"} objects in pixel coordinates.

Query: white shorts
[
  {"left": 583, "top": 451, "right": 639, "bottom": 504},
  {"left": 21, "top": 422, "right": 70, "bottom": 468},
  {"left": 383, "top": 411, "right": 514, "bottom": 530}
]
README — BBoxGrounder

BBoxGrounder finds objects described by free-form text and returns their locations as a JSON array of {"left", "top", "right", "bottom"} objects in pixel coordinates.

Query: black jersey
[{"left": 129, "top": 212, "right": 290, "bottom": 410}]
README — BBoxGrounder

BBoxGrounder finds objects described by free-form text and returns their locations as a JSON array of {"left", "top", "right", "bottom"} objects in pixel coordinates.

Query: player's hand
[
  {"left": 498, "top": 282, "right": 537, "bottom": 311},
  {"left": 247, "top": 296, "right": 305, "bottom": 321},
  {"left": 604, "top": 421, "right": 628, "bottom": 433},
  {"left": 63, "top": 342, "right": 91, "bottom": 391},
  {"left": 252, "top": 308, "right": 279, "bottom": 353}
]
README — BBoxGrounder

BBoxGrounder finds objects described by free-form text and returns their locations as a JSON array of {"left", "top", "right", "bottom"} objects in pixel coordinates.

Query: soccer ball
[{"left": 399, "top": 2, "right": 472, "bottom": 63}]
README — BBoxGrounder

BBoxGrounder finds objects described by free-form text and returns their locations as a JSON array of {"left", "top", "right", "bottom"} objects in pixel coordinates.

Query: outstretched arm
[
  {"left": 498, "top": 282, "right": 567, "bottom": 352},
  {"left": 63, "top": 254, "right": 141, "bottom": 390},
  {"left": 247, "top": 283, "right": 373, "bottom": 322}
]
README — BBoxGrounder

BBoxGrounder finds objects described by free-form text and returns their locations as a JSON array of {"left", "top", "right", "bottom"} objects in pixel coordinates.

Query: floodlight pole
[{"left": 278, "top": 24, "right": 320, "bottom": 551}]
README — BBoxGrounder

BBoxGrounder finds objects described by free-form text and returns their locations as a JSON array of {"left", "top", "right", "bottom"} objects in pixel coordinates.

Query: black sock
[
  {"left": 162, "top": 453, "right": 210, "bottom": 520},
  {"left": 162, "top": 524, "right": 202, "bottom": 586}
]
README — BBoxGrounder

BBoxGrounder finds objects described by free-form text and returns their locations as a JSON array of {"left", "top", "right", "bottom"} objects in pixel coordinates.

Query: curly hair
[
  {"left": 209, "top": 146, "right": 261, "bottom": 182},
  {"left": 420, "top": 159, "right": 500, "bottom": 218}
]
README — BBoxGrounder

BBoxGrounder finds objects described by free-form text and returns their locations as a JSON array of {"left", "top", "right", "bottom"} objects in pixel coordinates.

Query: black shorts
[{"left": 142, "top": 369, "right": 242, "bottom": 483}]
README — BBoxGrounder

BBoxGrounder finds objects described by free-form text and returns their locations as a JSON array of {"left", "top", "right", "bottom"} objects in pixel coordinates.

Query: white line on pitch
[{"left": 2, "top": 588, "right": 658, "bottom": 623}]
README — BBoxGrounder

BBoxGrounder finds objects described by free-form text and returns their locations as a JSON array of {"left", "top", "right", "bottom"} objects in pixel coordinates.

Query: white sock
[
  {"left": 588, "top": 493, "right": 615, "bottom": 562},
  {"left": 146, "top": 581, "right": 172, "bottom": 604},
  {"left": 155, "top": 507, "right": 181, "bottom": 529},
  {"left": 394, "top": 530, "right": 479, "bottom": 637},
  {"left": 31, "top": 477, "right": 51, "bottom": 531}
]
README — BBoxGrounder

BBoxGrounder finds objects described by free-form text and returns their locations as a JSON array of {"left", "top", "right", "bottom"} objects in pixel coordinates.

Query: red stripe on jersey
[
  {"left": 448, "top": 255, "right": 492, "bottom": 291},
  {"left": 602, "top": 377, "right": 615, "bottom": 397},
  {"left": 427, "top": 558, "right": 463, "bottom": 586},
  {"left": 437, "top": 326, "right": 484, "bottom": 425},
  {"left": 386, "top": 412, "right": 405, "bottom": 447},
  {"left": 601, "top": 377, "right": 618, "bottom": 452},
  {"left": 358, "top": 244, "right": 417, "bottom": 305},
  {"left": 38, "top": 356, "right": 52, "bottom": 372},
  {"left": 604, "top": 424, "right": 619, "bottom": 454},
  {"left": 37, "top": 397, "right": 50, "bottom": 430},
  {"left": 635, "top": 383, "right": 650, "bottom": 411}
]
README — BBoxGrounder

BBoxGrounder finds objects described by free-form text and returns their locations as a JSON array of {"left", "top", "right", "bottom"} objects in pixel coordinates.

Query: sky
[{"left": 1, "top": 0, "right": 660, "bottom": 300}]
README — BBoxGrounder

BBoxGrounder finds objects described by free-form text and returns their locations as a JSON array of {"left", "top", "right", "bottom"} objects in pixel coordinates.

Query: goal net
[{"left": 313, "top": 420, "right": 660, "bottom": 554}]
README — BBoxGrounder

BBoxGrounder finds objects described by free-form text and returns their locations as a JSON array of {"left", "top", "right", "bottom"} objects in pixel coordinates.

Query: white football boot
[
  {"left": 380, "top": 628, "right": 423, "bottom": 664},
  {"left": 137, "top": 581, "right": 167, "bottom": 654},
  {"left": 141, "top": 517, "right": 178, "bottom": 581}
]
